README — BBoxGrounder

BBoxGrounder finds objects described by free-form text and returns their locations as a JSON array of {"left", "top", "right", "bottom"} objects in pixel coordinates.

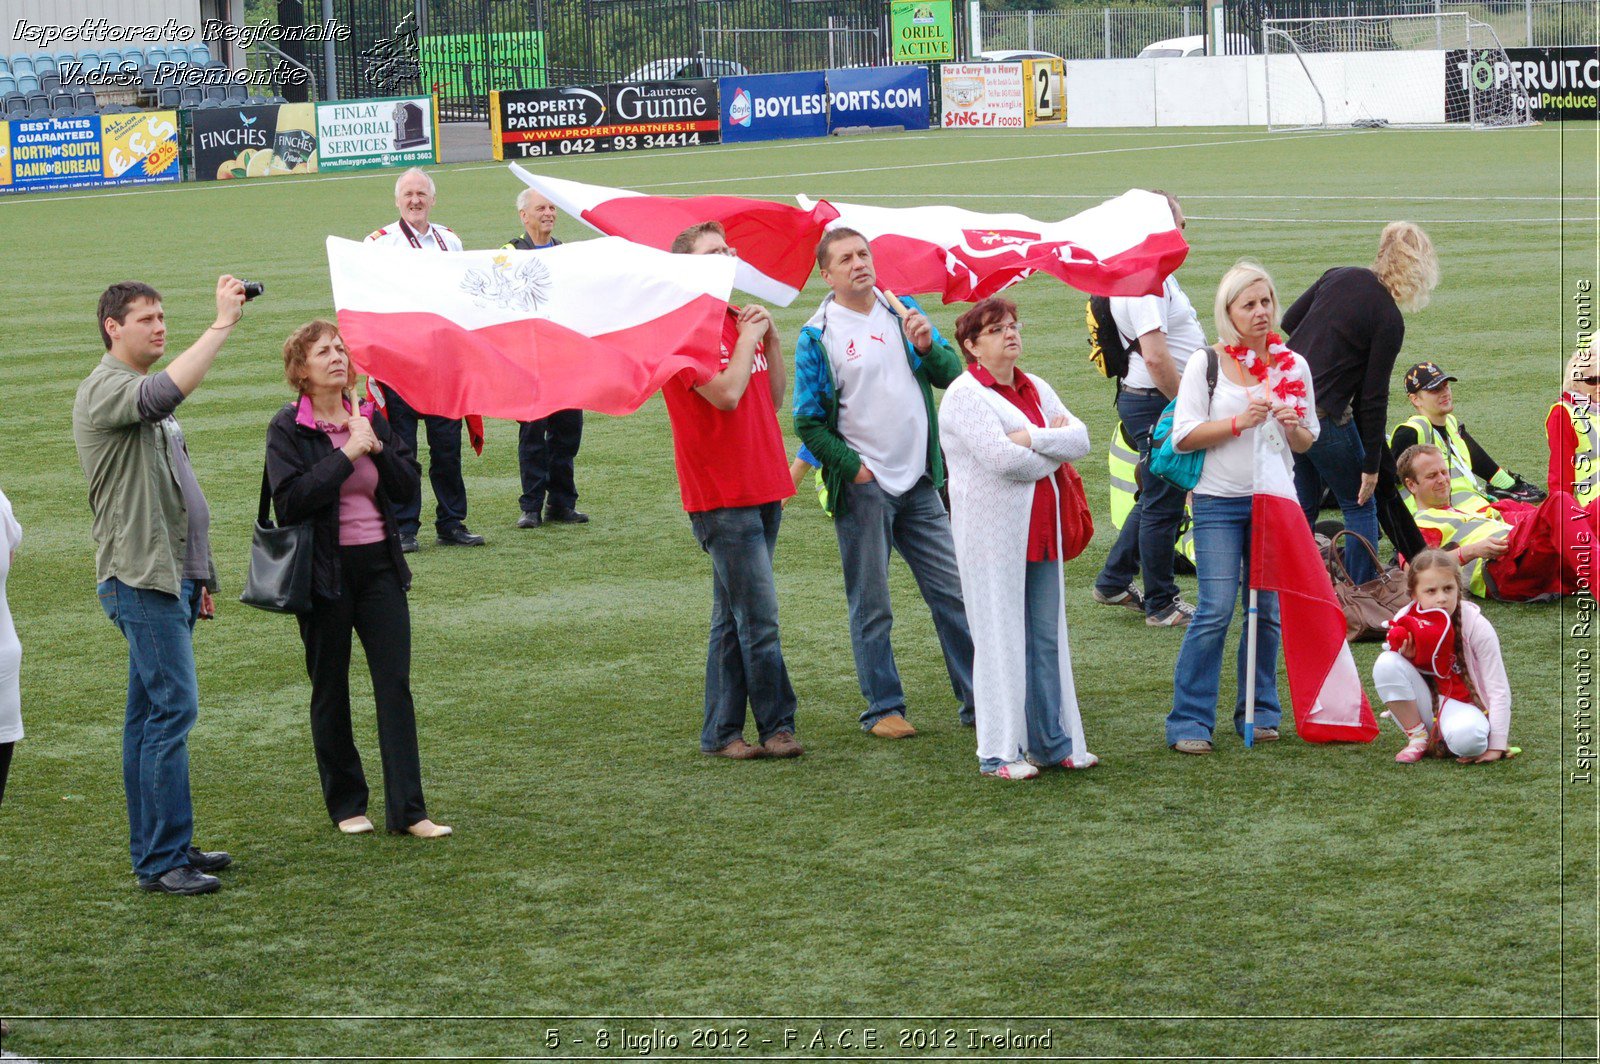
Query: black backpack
[{"left": 1086, "top": 296, "right": 1133, "bottom": 380}]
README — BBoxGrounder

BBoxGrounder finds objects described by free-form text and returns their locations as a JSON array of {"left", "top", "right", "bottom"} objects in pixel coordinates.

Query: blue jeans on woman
[
  {"left": 1292, "top": 417, "right": 1380, "bottom": 584},
  {"left": 97, "top": 577, "right": 203, "bottom": 880},
  {"left": 689, "top": 502, "right": 797, "bottom": 750},
  {"left": 1095, "top": 388, "right": 1185, "bottom": 616},
  {"left": 1166, "top": 495, "right": 1282, "bottom": 744},
  {"left": 979, "top": 560, "right": 1075, "bottom": 772}
]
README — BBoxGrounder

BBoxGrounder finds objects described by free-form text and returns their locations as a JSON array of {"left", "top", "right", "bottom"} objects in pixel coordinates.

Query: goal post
[{"left": 1263, "top": 12, "right": 1533, "bottom": 131}]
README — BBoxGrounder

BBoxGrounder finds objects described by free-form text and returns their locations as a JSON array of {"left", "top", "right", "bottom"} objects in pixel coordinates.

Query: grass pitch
[{"left": 2, "top": 122, "right": 1597, "bottom": 1061}]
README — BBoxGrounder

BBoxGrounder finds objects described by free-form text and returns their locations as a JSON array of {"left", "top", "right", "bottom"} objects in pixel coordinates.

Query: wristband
[{"left": 1230, "top": 415, "right": 1241, "bottom": 437}]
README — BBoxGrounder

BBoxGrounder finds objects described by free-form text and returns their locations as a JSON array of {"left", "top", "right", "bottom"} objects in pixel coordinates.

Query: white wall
[
  {"left": 1066, "top": 51, "right": 1448, "bottom": 127},
  {"left": 3, "top": 1, "right": 204, "bottom": 56}
]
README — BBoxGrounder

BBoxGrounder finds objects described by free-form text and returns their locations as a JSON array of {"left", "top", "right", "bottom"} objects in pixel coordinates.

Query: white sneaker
[
  {"left": 982, "top": 761, "right": 1040, "bottom": 780},
  {"left": 1147, "top": 599, "right": 1197, "bottom": 627}
]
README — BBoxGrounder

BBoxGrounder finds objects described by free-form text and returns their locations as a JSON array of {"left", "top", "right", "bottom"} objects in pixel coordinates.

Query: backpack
[
  {"left": 1147, "top": 348, "right": 1220, "bottom": 491},
  {"left": 1085, "top": 296, "right": 1133, "bottom": 379}
]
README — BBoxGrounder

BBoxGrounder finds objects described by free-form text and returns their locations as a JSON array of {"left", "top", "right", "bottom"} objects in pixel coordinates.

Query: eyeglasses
[{"left": 979, "top": 321, "right": 1023, "bottom": 338}]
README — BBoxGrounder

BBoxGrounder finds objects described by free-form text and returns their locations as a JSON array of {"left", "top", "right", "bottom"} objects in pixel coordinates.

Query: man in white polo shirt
[
  {"left": 1092, "top": 191, "right": 1203, "bottom": 627},
  {"left": 793, "top": 228, "right": 975, "bottom": 739},
  {"left": 364, "top": 167, "right": 485, "bottom": 551}
]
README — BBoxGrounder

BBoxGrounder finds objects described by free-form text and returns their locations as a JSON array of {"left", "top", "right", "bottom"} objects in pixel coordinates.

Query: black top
[
  {"left": 1281, "top": 266, "right": 1405, "bottom": 475},
  {"left": 1390, "top": 418, "right": 1501, "bottom": 482},
  {"left": 503, "top": 234, "right": 563, "bottom": 250},
  {"left": 265, "top": 403, "right": 420, "bottom": 600}
]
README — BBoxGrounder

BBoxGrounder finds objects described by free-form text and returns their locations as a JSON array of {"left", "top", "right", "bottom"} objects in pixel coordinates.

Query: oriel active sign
[{"left": 891, "top": 1, "right": 954, "bottom": 63}]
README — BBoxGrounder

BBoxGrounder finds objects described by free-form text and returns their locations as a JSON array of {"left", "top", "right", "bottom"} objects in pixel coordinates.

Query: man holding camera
[
  {"left": 73, "top": 276, "right": 243, "bottom": 895},
  {"left": 365, "top": 167, "right": 485, "bottom": 550}
]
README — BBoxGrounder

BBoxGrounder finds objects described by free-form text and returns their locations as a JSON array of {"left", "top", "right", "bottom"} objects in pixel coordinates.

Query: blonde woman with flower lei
[{"left": 1164, "top": 263, "right": 1321, "bottom": 755}]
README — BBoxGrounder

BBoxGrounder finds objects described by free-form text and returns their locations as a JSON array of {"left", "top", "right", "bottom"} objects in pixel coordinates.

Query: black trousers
[
  {"left": 518, "top": 409, "right": 583, "bottom": 513},
  {"left": 295, "top": 543, "right": 428, "bottom": 832},
  {"left": 1375, "top": 440, "right": 1428, "bottom": 560},
  {"left": 385, "top": 387, "right": 468, "bottom": 536},
  {"left": 0, "top": 740, "right": 12, "bottom": 807}
]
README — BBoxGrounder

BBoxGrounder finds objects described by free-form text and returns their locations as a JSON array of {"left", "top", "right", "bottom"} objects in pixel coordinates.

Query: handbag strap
[
  {"left": 257, "top": 462, "right": 275, "bottom": 528},
  {"left": 1330, "top": 529, "right": 1385, "bottom": 575}
]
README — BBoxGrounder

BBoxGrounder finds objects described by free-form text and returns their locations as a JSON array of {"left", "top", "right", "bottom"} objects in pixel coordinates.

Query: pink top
[{"left": 297, "top": 396, "right": 387, "bottom": 547}]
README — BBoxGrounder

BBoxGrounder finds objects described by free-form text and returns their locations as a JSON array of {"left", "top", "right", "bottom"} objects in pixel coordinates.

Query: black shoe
[
  {"left": 399, "top": 533, "right": 419, "bottom": 553},
  {"left": 185, "top": 845, "right": 232, "bottom": 873},
  {"left": 138, "top": 866, "right": 221, "bottom": 895},
  {"left": 437, "top": 525, "right": 487, "bottom": 546},
  {"left": 545, "top": 506, "right": 589, "bottom": 524},
  {"left": 516, "top": 510, "right": 543, "bottom": 529}
]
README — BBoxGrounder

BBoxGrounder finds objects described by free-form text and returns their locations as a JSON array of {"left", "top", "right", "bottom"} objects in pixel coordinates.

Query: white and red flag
[
  {"left": 1248, "top": 413, "right": 1381, "bottom": 744},
  {"left": 508, "top": 165, "right": 838, "bottom": 306},
  {"left": 326, "top": 235, "right": 734, "bottom": 422},
  {"left": 796, "top": 189, "right": 1189, "bottom": 303}
]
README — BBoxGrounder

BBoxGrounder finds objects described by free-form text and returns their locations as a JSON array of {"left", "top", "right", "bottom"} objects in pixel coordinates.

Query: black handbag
[{"left": 239, "top": 463, "right": 313, "bottom": 614}]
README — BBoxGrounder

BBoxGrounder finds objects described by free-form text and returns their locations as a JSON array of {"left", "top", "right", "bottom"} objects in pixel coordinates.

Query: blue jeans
[
  {"left": 1166, "top": 495, "right": 1283, "bottom": 744},
  {"left": 1095, "top": 389, "right": 1185, "bottom": 614},
  {"left": 1293, "top": 417, "right": 1379, "bottom": 584},
  {"left": 980, "top": 560, "right": 1075, "bottom": 771},
  {"left": 689, "top": 503, "right": 797, "bottom": 750},
  {"left": 834, "top": 476, "right": 975, "bottom": 727},
  {"left": 97, "top": 578, "right": 203, "bottom": 879}
]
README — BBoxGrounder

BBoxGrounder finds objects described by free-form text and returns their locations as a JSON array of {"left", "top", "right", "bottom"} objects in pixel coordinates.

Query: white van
[{"left": 1137, "top": 34, "right": 1255, "bottom": 58}]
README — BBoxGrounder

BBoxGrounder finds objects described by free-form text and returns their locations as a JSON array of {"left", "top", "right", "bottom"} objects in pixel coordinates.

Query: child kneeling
[{"left": 1372, "top": 549, "right": 1515, "bottom": 764}]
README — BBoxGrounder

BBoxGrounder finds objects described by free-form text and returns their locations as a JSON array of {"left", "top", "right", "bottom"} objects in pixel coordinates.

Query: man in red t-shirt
[{"left": 663, "top": 222, "right": 802, "bottom": 759}]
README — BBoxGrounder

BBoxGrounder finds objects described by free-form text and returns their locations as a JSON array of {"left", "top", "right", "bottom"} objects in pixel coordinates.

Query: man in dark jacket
[{"left": 504, "top": 187, "right": 587, "bottom": 528}]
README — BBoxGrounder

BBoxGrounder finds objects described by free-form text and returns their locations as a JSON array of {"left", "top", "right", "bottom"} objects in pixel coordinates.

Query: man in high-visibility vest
[
  {"left": 1400, "top": 443, "right": 1598, "bottom": 601},
  {"left": 1390, "top": 360, "right": 1544, "bottom": 514}
]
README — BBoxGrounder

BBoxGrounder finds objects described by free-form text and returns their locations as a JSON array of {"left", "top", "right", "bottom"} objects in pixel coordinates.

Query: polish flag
[
  {"left": 796, "top": 189, "right": 1189, "bottom": 303},
  {"left": 326, "top": 236, "right": 734, "bottom": 422},
  {"left": 1249, "top": 420, "right": 1380, "bottom": 744},
  {"left": 509, "top": 165, "right": 838, "bottom": 306}
]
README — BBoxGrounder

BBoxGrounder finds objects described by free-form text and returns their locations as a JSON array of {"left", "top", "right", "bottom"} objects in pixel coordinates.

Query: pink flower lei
[{"left": 1222, "top": 332, "right": 1309, "bottom": 419}]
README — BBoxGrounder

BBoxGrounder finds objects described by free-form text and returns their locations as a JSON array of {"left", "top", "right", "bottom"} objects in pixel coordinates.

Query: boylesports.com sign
[{"left": 720, "top": 67, "right": 931, "bottom": 142}]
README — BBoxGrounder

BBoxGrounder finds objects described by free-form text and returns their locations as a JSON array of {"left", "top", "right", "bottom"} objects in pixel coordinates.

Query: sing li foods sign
[{"left": 891, "top": 1, "right": 953, "bottom": 63}]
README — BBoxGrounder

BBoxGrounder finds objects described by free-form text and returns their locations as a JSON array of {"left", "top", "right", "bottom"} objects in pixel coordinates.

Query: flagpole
[{"left": 1243, "top": 588, "right": 1258, "bottom": 749}]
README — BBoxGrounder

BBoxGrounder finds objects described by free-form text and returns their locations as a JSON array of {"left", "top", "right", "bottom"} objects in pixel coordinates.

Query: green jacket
[
  {"left": 72, "top": 354, "right": 213, "bottom": 596},
  {"left": 791, "top": 292, "right": 962, "bottom": 518}
]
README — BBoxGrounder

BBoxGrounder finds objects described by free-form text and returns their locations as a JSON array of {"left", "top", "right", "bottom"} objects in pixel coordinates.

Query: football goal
[{"left": 1264, "top": 12, "right": 1534, "bottom": 130}]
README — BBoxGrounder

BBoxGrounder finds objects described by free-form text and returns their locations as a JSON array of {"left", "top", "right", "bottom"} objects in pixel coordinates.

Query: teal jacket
[{"left": 791, "top": 292, "right": 963, "bottom": 517}]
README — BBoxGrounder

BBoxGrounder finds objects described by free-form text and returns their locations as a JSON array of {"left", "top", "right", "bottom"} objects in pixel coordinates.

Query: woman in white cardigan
[{"left": 939, "top": 297, "right": 1098, "bottom": 780}]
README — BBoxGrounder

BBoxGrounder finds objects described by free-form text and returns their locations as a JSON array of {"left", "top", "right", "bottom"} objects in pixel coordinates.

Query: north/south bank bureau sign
[{"left": 492, "top": 80, "right": 721, "bottom": 157}]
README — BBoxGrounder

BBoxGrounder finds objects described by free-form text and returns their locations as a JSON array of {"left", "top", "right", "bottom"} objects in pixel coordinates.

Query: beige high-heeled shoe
[
  {"left": 404, "top": 819, "right": 453, "bottom": 838},
  {"left": 337, "top": 815, "right": 375, "bottom": 835}
]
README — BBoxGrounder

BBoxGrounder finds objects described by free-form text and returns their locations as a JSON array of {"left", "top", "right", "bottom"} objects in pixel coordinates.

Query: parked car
[
  {"left": 623, "top": 57, "right": 749, "bottom": 81},
  {"left": 1137, "top": 34, "right": 1255, "bottom": 58},
  {"left": 975, "top": 49, "right": 1063, "bottom": 63}
]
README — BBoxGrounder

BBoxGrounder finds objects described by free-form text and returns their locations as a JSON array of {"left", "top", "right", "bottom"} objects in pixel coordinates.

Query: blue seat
[
  {"left": 224, "top": 82, "right": 248, "bottom": 102},
  {"left": 147, "top": 47, "right": 169, "bottom": 65},
  {"left": 74, "top": 91, "right": 97, "bottom": 111},
  {"left": 16, "top": 75, "right": 38, "bottom": 94},
  {"left": 0, "top": 57, "right": 10, "bottom": 74},
  {"left": 190, "top": 44, "right": 212, "bottom": 65},
  {"left": 179, "top": 86, "right": 202, "bottom": 108},
  {"left": 38, "top": 71, "right": 60, "bottom": 95},
  {"left": 25, "top": 98, "right": 48, "bottom": 119},
  {"left": 169, "top": 46, "right": 191, "bottom": 65},
  {"left": 50, "top": 91, "right": 75, "bottom": 114},
  {"left": 102, "top": 50, "right": 123, "bottom": 67},
  {"left": 79, "top": 50, "right": 101, "bottom": 67},
  {"left": 122, "top": 49, "right": 143, "bottom": 67},
  {"left": 1, "top": 92, "right": 24, "bottom": 117},
  {"left": 0, "top": 78, "right": 14, "bottom": 96},
  {"left": 203, "top": 83, "right": 228, "bottom": 102},
  {"left": 157, "top": 86, "right": 180, "bottom": 109},
  {"left": 10, "top": 56, "right": 34, "bottom": 76},
  {"left": 32, "top": 55, "right": 56, "bottom": 75}
]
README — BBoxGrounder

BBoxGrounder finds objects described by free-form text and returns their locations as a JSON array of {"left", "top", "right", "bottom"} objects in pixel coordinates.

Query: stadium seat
[
  {"left": 77, "top": 50, "right": 100, "bottom": 67},
  {"left": 10, "top": 56, "right": 33, "bottom": 77},
  {"left": 39, "top": 71, "right": 60, "bottom": 95},
  {"left": 50, "top": 91, "right": 75, "bottom": 114},
  {"left": 137, "top": 65, "right": 157, "bottom": 91},
  {"left": 158, "top": 86, "right": 180, "bottom": 109},
  {"left": 147, "top": 47, "right": 168, "bottom": 65},
  {"left": 169, "top": 46, "right": 191, "bottom": 65},
  {"left": 32, "top": 55, "right": 56, "bottom": 75},
  {"left": 197, "top": 97, "right": 224, "bottom": 109},
  {"left": 1, "top": 93, "right": 24, "bottom": 117},
  {"left": 203, "top": 83, "right": 228, "bottom": 102},
  {"left": 25, "top": 99, "right": 48, "bottom": 119},
  {"left": 191, "top": 44, "right": 213, "bottom": 65},
  {"left": 225, "top": 83, "right": 248, "bottom": 103},
  {"left": 17, "top": 77, "right": 39, "bottom": 95},
  {"left": 122, "top": 49, "right": 143, "bottom": 67},
  {"left": 179, "top": 86, "right": 202, "bottom": 108},
  {"left": 74, "top": 91, "right": 97, "bottom": 111},
  {"left": 0, "top": 78, "right": 14, "bottom": 97}
]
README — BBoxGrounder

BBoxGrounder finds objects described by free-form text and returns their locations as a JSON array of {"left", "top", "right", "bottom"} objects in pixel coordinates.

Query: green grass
[{"left": 2, "top": 123, "right": 1597, "bottom": 1061}]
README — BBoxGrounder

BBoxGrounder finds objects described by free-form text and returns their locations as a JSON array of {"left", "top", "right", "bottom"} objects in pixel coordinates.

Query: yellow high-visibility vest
[
  {"left": 1109, "top": 421, "right": 1195, "bottom": 563},
  {"left": 1411, "top": 505, "right": 1511, "bottom": 597},
  {"left": 1550, "top": 398, "right": 1600, "bottom": 506},
  {"left": 1391, "top": 413, "right": 1490, "bottom": 513}
]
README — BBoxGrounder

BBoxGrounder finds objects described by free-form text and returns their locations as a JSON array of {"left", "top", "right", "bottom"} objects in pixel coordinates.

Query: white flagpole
[{"left": 1243, "top": 588, "right": 1258, "bottom": 748}]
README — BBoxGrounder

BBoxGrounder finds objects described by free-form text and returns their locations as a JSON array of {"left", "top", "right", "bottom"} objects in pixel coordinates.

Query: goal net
[{"left": 1264, "top": 12, "right": 1533, "bottom": 130}]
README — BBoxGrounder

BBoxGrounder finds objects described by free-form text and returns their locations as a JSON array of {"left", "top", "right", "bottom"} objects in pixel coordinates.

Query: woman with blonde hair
[
  {"left": 1166, "top": 262, "right": 1320, "bottom": 754},
  {"left": 1547, "top": 344, "right": 1599, "bottom": 503},
  {"left": 265, "top": 320, "right": 451, "bottom": 838},
  {"left": 1282, "top": 222, "right": 1439, "bottom": 580}
]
